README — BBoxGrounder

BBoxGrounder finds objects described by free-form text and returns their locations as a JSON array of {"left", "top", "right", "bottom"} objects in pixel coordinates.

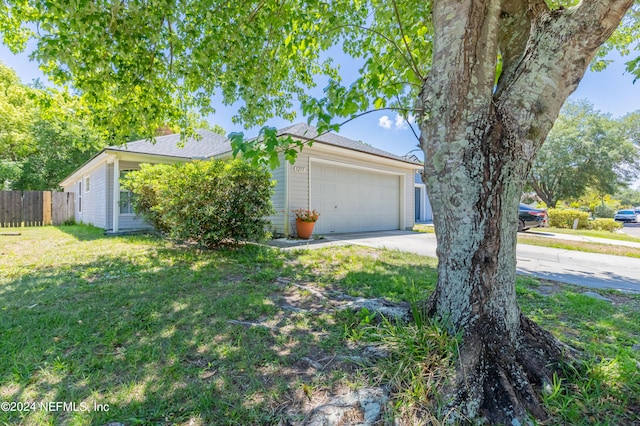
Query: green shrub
[
  {"left": 548, "top": 208, "right": 590, "bottom": 229},
  {"left": 593, "top": 204, "right": 617, "bottom": 219},
  {"left": 589, "top": 218, "right": 623, "bottom": 232},
  {"left": 121, "top": 163, "right": 173, "bottom": 233},
  {"left": 122, "top": 159, "right": 274, "bottom": 247}
]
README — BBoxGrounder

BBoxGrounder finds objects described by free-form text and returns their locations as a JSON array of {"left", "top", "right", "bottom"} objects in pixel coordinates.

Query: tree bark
[{"left": 417, "top": 0, "right": 633, "bottom": 422}]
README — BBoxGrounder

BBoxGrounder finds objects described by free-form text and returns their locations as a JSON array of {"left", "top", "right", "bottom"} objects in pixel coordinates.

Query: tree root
[{"left": 439, "top": 314, "right": 576, "bottom": 425}]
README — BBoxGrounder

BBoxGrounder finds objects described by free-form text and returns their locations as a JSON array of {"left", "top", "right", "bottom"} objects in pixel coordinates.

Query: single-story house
[{"left": 59, "top": 123, "right": 425, "bottom": 236}]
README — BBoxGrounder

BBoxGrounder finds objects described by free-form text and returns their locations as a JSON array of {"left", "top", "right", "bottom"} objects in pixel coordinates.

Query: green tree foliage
[
  {"left": 16, "top": 91, "right": 107, "bottom": 190},
  {"left": 568, "top": 189, "right": 622, "bottom": 218},
  {"left": 529, "top": 100, "right": 639, "bottom": 207},
  {"left": 0, "top": 62, "right": 106, "bottom": 190},
  {"left": 122, "top": 159, "right": 274, "bottom": 247},
  {"left": 616, "top": 186, "right": 640, "bottom": 206},
  {"left": 620, "top": 110, "right": 640, "bottom": 145},
  {"left": 0, "top": 61, "right": 35, "bottom": 186},
  {"left": 0, "top": 63, "right": 33, "bottom": 156}
]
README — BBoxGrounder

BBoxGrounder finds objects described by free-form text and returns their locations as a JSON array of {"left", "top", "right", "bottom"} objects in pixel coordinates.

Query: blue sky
[{"left": 2, "top": 42, "right": 639, "bottom": 161}]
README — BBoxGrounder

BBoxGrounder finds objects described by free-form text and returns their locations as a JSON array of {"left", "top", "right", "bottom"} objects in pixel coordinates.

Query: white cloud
[
  {"left": 395, "top": 114, "right": 408, "bottom": 130},
  {"left": 379, "top": 113, "right": 416, "bottom": 130},
  {"left": 378, "top": 115, "right": 392, "bottom": 129}
]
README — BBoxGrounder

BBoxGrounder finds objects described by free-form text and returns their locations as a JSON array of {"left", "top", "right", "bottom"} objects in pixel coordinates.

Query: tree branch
[
  {"left": 320, "top": 24, "right": 421, "bottom": 81},
  {"left": 570, "top": 0, "right": 635, "bottom": 44},
  {"left": 497, "top": 0, "right": 549, "bottom": 83},
  {"left": 297, "top": 107, "right": 422, "bottom": 150},
  {"left": 493, "top": 0, "right": 634, "bottom": 154},
  {"left": 391, "top": 0, "right": 424, "bottom": 80}
]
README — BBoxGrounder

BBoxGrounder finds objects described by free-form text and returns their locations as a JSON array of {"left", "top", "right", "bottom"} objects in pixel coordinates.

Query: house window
[
  {"left": 78, "top": 180, "right": 82, "bottom": 213},
  {"left": 119, "top": 170, "right": 134, "bottom": 214},
  {"left": 84, "top": 176, "right": 90, "bottom": 192}
]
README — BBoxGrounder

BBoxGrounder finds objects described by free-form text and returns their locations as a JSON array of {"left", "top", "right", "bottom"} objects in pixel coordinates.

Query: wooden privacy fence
[{"left": 0, "top": 191, "right": 75, "bottom": 227}]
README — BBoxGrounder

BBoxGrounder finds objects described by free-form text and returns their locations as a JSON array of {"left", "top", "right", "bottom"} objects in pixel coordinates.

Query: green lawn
[
  {"left": 415, "top": 223, "right": 640, "bottom": 258},
  {"left": 517, "top": 234, "right": 640, "bottom": 259},
  {"left": 532, "top": 226, "right": 640, "bottom": 243},
  {"left": 1, "top": 226, "right": 639, "bottom": 424}
]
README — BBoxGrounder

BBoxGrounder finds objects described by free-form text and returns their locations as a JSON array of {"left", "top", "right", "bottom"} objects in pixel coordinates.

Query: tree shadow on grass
[
  {"left": 9, "top": 238, "right": 636, "bottom": 424},
  {"left": 0, "top": 243, "right": 337, "bottom": 424}
]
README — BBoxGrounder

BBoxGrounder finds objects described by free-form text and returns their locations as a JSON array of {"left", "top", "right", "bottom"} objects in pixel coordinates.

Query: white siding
[
  {"left": 81, "top": 164, "right": 108, "bottom": 228},
  {"left": 106, "top": 163, "right": 114, "bottom": 230},
  {"left": 109, "top": 161, "right": 152, "bottom": 231},
  {"left": 267, "top": 157, "right": 288, "bottom": 235},
  {"left": 63, "top": 164, "right": 108, "bottom": 228}
]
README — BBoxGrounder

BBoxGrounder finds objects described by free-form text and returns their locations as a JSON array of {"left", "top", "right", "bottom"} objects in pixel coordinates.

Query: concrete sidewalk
[{"left": 268, "top": 230, "right": 640, "bottom": 294}]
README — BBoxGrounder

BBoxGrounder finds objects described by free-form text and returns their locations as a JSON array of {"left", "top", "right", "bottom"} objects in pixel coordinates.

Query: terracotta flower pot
[{"left": 296, "top": 219, "right": 316, "bottom": 239}]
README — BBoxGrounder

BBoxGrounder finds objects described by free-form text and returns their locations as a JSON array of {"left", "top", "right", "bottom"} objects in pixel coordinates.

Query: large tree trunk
[
  {"left": 421, "top": 107, "right": 566, "bottom": 422},
  {"left": 417, "top": 0, "right": 633, "bottom": 422}
]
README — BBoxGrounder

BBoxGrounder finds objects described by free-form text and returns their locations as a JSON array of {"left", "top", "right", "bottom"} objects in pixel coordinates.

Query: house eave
[
  {"left": 279, "top": 131, "right": 423, "bottom": 168},
  {"left": 59, "top": 150, "right": 110, "bottom": 188},
  {"left": 295, "top": 138, "right": 422, "bottom": 170},
  {"left": 58, "top": 148, "right": 234, "bottom": 188}
]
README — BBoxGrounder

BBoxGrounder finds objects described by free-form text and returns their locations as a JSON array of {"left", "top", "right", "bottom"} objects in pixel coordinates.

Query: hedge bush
[
  {"left": 589, "top": 218, "right": 623, "bottom": 232},
  {"left": 548, "top": 208, "right": 590, "bottom": 229},
  {"left": 121, "top": 163, "right": 172, "bottom": 233},
  {"left": 122, "top": 159, "right": 274, "bottom": 247}
]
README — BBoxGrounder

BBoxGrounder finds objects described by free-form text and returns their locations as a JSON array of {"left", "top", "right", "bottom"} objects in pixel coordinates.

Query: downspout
[
  {"left": 284, "top": 160, "right": 290, "bottom": 238},
  {"left": 112, "top": 155, "right": 120, "bottom": 233}
]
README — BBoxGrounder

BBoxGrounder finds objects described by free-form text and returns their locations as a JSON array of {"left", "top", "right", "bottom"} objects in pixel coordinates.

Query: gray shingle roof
[
  {"left": 107, "top": 123, "right": 420, "bottom": 165},
  {"left": 107, "top": 129, "right": 232, "bottom": 159},
  {"left": 277, "top": 123, "right": 422, "bottom": 165}
]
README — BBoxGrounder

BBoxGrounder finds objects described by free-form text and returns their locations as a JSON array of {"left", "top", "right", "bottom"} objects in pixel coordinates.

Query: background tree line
[
  {"left": 528, "top": 99, "right": 640, "bottom": 212},
  {"left": 0, "top": 61, "right": 106, "bottom": 190}
]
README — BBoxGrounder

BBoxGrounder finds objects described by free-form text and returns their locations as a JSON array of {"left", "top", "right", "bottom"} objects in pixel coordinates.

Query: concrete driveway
[{"left": 270, "top": 230, "right": 640, "bottom": 294}]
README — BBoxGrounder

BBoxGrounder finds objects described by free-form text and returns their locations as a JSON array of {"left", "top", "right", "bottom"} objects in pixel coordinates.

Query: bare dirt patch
[{"left": 225, "top": 276, "right": 406, "bottom": 424}]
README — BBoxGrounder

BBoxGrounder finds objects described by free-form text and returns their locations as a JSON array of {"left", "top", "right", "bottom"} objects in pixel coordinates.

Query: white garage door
[{"left": 310, "top": 162, "right": 401, "bottom": 234}]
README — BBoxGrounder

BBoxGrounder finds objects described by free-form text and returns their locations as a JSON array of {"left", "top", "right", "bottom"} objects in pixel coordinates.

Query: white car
[{"left": 614, "top": 209, "right": 640, "bottom": 223}]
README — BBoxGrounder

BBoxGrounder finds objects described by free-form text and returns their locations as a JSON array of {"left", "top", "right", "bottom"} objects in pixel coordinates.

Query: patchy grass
[
  {"left": 516, "top": 280, "right": 640, "bottom": 425},
  {"left": 413, "top": 223, "right": 435, "bottom": 234},
  {"left": 1, "top": 225, "right": 639, "bottom": 424}
]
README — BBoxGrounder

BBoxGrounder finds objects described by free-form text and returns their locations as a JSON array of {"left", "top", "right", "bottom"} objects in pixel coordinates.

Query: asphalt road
[
  {"left": 622, "top": 222, "right": 640, "bottom": 238},
  {"left": 274, "top": 230, "right": 640, "bottom": 294}
]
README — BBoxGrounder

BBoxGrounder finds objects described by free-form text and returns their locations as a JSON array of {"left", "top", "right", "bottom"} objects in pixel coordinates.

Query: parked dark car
[
  {"left": 614, "top": 209, "right": 640, "bottom": 223},
  {"left": 518, "top": 204, "right": 547, "bottom": 232}
]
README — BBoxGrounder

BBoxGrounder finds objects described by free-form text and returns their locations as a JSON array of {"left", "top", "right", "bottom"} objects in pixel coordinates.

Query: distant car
[
  {"left": 518, "top": 204, "right": 547, "bottom": 232},
  {"left": 614, "top": 209, "right": 640, "bottom": 223}
]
